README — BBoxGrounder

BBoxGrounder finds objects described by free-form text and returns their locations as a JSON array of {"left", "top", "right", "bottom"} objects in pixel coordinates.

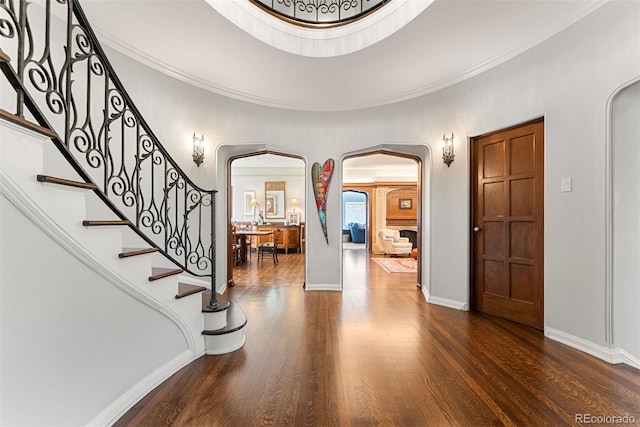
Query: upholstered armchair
[{"left": 377, "top": 229, "right": 413, "bottom": 257}]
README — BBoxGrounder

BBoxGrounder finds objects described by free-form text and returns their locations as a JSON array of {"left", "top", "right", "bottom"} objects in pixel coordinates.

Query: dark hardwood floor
[{"left": 116, "top": 249, "right": 640, "bottom": 426}]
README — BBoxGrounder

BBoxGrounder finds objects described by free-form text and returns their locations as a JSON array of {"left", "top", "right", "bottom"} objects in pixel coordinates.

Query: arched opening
[
  {"left": 609, "top": 79, "right": 640, "bottom": 366},
  {"left": 342, "top": 190, "right": 368, "bottom": 250},
  {"left": 226, "top": 150, "right": 306, "bottom": 287},
  {"left": 342, "top": 150, "right": 424, "bottom": 289}
]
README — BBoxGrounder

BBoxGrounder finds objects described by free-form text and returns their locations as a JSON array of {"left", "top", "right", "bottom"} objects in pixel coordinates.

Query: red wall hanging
[{"left": 311, "top": 159, "right": 334, "bottom": 244}]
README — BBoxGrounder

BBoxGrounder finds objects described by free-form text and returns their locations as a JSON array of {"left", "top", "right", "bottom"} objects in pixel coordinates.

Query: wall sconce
[
  {"left": 192, "top": 133, "right": 205, "bottom": 167},
  {"left": 290, "top": 198, "right": 298, "bottom": 215},
  {"left": 442, "top": 133, "right": 454, "bottom": 167}
]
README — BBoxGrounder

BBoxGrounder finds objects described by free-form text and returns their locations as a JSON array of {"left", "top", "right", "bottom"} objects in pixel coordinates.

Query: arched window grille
[{"left": 250, "top": 0, "right": 391, "bottom": 28}]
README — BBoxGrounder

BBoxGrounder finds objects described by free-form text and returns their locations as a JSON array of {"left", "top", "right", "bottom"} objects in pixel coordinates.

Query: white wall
[
  {"left": 230, "top": 166, "right": 305, "bottom": 223},
  {"left": 0, "top": 197, "right": 187, "bottom": 426},
  {"left": 101, "top": 1, "right": 639, "bottom": 348},
  {"left": 612, "top": 81, "right": 640, "bottom": 363}
]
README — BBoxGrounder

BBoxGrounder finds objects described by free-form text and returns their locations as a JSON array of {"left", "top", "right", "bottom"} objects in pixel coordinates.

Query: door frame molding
[
  {"left": 342, "top": 149, "right": 424, "bottom": 288},
  {"left": 469, "top": 117, "right": 545, "bottom": 326},
  {"left": 226, "top": 149, "right": 306, "bottom": 287},
  {"left": 605, "top": 76, "right": 640, "bottom": 346}
]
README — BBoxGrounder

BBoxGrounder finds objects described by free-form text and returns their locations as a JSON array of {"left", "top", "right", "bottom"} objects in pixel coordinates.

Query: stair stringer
[{"left": 0, "top": 119, "right": 212, "bottom": 425}]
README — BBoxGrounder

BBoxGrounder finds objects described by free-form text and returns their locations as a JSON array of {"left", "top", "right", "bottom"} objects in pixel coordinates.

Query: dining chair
[
  {"left": 258, "top": 228, "right": 281, "bottom": 264},
  {"left": 231, "top": 225, "right": 242, "bottom": 266}
]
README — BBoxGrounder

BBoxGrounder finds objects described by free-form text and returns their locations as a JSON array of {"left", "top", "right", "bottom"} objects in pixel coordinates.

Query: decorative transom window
[
  {"left": 250, "top": 0, "right": 391, "bottom": 27},
  {"left": 206, "top": 0, "right": 432, "bottom": 57}
]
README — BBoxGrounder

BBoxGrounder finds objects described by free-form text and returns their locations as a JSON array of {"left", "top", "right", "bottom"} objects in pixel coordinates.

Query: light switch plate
[{"left": 561, "top": 177, "right": 572, "bottom": 192}]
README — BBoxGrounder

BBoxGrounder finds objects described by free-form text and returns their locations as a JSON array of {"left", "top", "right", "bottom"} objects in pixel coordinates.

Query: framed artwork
[
  {"left": 243, "top": 191, "right": 256, "bottom": 215},
  {"left": 289, "top": 213, "right": 300, "bottom": 225},
  {"left": 265, "top": 195, "right": 277, "bottom": 216},
  {"left": 399, "top": 198, "right": 412, "bottom": 210},
  {"left": 265, "top": 181, "right": 285, "bottom": 219}
]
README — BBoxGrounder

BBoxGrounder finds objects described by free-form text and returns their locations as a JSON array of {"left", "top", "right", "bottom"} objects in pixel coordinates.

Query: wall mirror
[{"left": 265, "top": 181, "right": 286, "bottom": 219}]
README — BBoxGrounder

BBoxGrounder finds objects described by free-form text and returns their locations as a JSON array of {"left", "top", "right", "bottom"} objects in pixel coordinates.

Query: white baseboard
[
  {"left": 422, "top": 287, "right": 468, "bottom": 311},
  {"left": 611, "top": 347, "right": 640, "bottom": 369},
  {"left": 87, "top": 349, "right": 199, "bottom": 427},
  {"left": 305, "top": 283, "right": 342, "bottom": 291},
  {"left": 545, "top": 327, "right": 640, "bottom": 370},
  {"left": 545, "top": 327, "right": 615, "bottom": 362},
  {"left": 217, "top": 282, "right": 228, "bottom": 294}
]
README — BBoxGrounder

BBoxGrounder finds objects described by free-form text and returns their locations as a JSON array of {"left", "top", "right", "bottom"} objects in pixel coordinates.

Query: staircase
[
  {"left": 0, "top": 1, "right": 245, "bottom": 423},
  {"left": 0, "top": 109, "right": 246, "bottom": 350}
]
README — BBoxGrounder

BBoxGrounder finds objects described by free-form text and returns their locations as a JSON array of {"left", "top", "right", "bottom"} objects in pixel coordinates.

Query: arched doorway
[
  {"left": 342, "top": 151, "right": 423, "bottom": 288},
  {"left": 227, "top": 151, "right": 306, "bottom": 287}
]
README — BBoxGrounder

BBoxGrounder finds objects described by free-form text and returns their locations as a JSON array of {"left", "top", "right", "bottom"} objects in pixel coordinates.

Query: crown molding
[{"left": 92, "top": 0, "right": 607, "bottom": 112}]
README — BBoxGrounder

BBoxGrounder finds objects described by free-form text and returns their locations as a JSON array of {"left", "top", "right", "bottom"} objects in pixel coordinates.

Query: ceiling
[{"left": 80, "top": 0, "right": 606, "bottom": 112}]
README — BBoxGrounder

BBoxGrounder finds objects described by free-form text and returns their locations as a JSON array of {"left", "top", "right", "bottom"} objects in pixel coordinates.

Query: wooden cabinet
[
  {"left": 283, "top": 226, "right": 300, "bottom": 253},
  {"left": 251, "top": 224, "right": 301, "bottom": 253}
]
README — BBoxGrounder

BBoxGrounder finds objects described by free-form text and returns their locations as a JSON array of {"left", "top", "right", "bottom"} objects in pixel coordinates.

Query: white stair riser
[
  {"left": 149, "top": 251, "right": 184, "bottom": 270},
  {"left": 78, "top": 227, "right": 125, "bottom": 267},
  {"left": 85, "top": 192, "right": 122, "bottom": 221},
  {"left": 204, "top": 310, "right": 228, "bottom": 330},
  {"left": 204, "top": 331, "right": 246, "bottom": 355},
  {"left": 41, "top": 142, "right": 82, "bottom": 182},
  {"left": 145, "top": 277, "right": 180, "bottom": 300},
  {"left": 111, "top": 254, "right": 154, "bottom": 283},
  {"left": 178, "top": 274, "right": 211, "bottom": 287}
]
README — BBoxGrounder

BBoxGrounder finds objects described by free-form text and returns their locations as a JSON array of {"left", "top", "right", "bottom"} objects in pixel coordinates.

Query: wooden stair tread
[
  {"left": 175, "top": 283, "right": 207, "bottom": 299},
  {"left": 0, "top": 108, "right": 57, "bottom": 138},
  {"left": 119, "top": 247, "right": 159, "bottom": 258},
  {"left": 37, "top": 174, "right": 98, "bottom": 190},
  {"left": 0, "top": 50, "right": 10, "bottom": 63},
  {"left": 202, "top": 292, "right": 247, "bottom": 335},
  {"left": 148, "top": 267, "right": 183, "bottom": 281},
  {"left": 82, "top": 219, "right": 132, "bottom": 226}
]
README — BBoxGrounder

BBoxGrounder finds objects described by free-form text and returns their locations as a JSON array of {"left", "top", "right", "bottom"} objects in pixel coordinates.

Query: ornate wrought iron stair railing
[{"left": 0, "top": 0, "right": 220, "bottom": 307}]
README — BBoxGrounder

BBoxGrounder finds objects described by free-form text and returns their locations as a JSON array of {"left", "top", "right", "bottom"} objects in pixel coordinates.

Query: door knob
[{"left": 473, "top": 226, "right": 480, "bottom": 232}]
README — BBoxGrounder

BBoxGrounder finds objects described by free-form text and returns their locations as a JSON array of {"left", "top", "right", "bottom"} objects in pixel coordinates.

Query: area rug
[{"left": 371, "top": 257, "right": 417, "bottom": 273}]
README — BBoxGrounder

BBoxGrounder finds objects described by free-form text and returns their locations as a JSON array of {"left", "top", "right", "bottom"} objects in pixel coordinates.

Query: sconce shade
[
  {"left": 193, "top": 133, "right": 205, "bottom": 167},
  {"left": 442, "top": 133, "right": 455, "bottom": 167}
]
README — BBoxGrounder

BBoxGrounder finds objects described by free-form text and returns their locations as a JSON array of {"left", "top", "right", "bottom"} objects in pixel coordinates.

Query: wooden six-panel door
[{"left": 471, "top": 119, "right": 544, "bottom": 329}]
